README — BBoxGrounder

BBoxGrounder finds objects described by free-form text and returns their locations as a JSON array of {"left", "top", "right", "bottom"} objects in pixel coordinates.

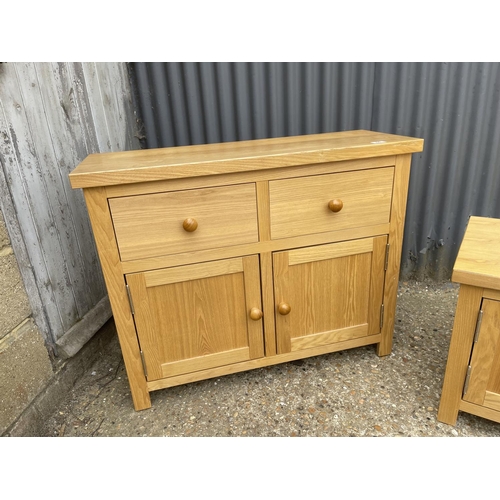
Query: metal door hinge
[
  {"left": 126, "top": 284, "right": 135, "bottom": 315},
  {"left": 380, "top": 304, "right": 385, "bottom": 329},
  {"left": 473, "top": 310, "right": 483, "bottom": 343},
  {"left": 384, "top": 244, "right": 390, "bottom": 271},
  {"left": 140, "top": 350, "right": 148, "bottom": 378},
  {"left": 463, "top": 365, "right": 472, "bottom": 396}
]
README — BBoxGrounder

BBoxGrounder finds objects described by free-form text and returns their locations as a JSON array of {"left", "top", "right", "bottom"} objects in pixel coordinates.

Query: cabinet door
[
  {"left": 273, "top": 236, "right": 387, "bottom": 354},
  {"left": 463, "top": 298, "right": 500, "bottom": 410},
  {"left": 126, "top": 255, "right": 264, "bottom": 381}
]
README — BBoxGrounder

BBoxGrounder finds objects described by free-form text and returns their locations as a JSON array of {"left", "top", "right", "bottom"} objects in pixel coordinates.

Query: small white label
[{"left": 371, "top": 140, "right": 387, "bottom": 144}]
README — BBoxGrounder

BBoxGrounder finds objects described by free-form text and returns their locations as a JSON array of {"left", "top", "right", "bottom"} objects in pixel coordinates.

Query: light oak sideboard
[{"left": 70, "top": 130, "right": 424, "bottom": 411}]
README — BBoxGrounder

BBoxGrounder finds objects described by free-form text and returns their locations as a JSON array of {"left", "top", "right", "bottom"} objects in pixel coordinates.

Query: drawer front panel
[
  {"left": 269, "top": 167, "right": 394, "bottom": 240},
  {"left": 110, "top": 183, "right": 259, "bottom": 261}
]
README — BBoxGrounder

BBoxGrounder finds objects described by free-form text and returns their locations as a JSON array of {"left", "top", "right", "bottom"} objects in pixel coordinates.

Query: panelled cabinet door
[
  {"left": 463, "top": 298, "right": 500, "bottom": 410},
  {"left": 126, "top": 255, "right": 264, "bottom": 381},
  {"left": 273, "top": 236, "right": 387, "bottom": 354}
]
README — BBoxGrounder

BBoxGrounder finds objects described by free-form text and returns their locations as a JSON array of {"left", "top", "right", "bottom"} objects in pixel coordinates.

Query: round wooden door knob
[
  {"left": 249, "top": 307, "right": 263, "bottom": 321},
  {"left": 278, "top": 302, "right": 291, "bottom": 315},
  {"left": 328, "top": 199, "right": 343, "bottom": 213},
  {"left": 182, "top": 218, "right": 198, "bottom": 232}
]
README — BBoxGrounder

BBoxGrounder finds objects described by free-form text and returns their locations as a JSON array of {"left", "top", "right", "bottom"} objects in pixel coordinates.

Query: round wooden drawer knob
[
  {"left": 278, "top": 302, "right": 291, "bottom": 315},
  {"left": 328, "top": 199, "right": 343, "bottom": 213},
  {"left": 249, "top": 307, "right": 263, "bottom": 321},
  {"left": 182, "top": 218, "right": 198, "bottom": 232}
]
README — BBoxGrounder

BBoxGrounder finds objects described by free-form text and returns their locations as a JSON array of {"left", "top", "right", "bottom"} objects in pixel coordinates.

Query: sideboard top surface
[
  {"left": 69, "top": 130, "right": 424, "bottom": 189},
  {"left": 452, "top": 216, "right": 500, "bottom": 290}
]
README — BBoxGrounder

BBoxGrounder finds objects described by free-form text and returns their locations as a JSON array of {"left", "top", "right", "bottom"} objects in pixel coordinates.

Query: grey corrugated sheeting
[
  {"left": 131, "top": 62, "right": 500, "bottom": 280},
  {"left": 133, "top": 63, "right": 375, "bottom": 146},
  {"left": 372, "top": 62, "right": 500, "bottom": 279}
]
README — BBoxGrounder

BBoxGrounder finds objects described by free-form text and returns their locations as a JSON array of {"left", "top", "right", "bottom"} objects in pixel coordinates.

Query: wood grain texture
[
  {"left": 484, "top": 391, "right": 500, "bottom": 412},
  {"left": 109, "top": 183, "right": 259, "bottom": 261},
  {"left": 120, "top": 223, "right": 391, "bottom": 275},
  {"left": 458, "top": 400, "right": 500, "bottom": 424},
  {"left": 260, "top": 252, "right": 277, "bottom": 356},
  {"left": 377, "top": 154, "right": 411, "bottom": 356},
  {"left": 452, "top": 216, "right": 500, "bottom": 291},
  {"left": 125, "top": 272, "right": 162, "bottom": 380},
  {"left": 242, "top": 255, "right": 265, "bottom": 359},
  {"left": 483, "top": 289, "right": 500, "bottom": 301},
  {"left": 72, "top": 131, "right": 421, "bottom": 409},
  {"left": 273, "top": 251, "right": 291, "bottom": 354},
  {"left": 147, "top": 333, "right": 382, "bottom": 391},
  {"left": 144, "top": 258, "right": 243, "bottom": 287},
  {"left": 84, "top": 187, "right": 151, "bottom": 410},
  {"left": 127, "top": 256, "right": 264, "bottom": 381},
  {"left": 291, "top": 324, "right": 368, "bottom": 351},
  {"left": 256, "top": 181, "right": 271, "bottom": 241},
  {"left": 69, "top": 130, "right": 423, "bottom": 189},
  {"left": 269, "top": 167, "right": 394, "bottom": 240},
  {"left": 463, "top": 299, "right": 500, "bottom": 406},
  {"left": 129, "top": 266, "right": 248, "bottom": 380},
  {"left": 55, "top": 295, "right": 112, "bottom": 358},
  {"left": 0, "top": 134, "right": 53, "bottom": 348},
  {"left": 33, "top": 64, "right": 108, "bottom": 307},
  {"left": 81, "top": 62, "right": 138, "bottom": 153},
  {"left": 162, "top": 348, "right": 250, "bottom": 378},
  {"left": 1, "top": 62, "right": 78, "bottom": 337},
  {"left": 439, "top": 218, "right": 500, "bottom": 424},
  {"left": 105, "top": 156, "right": 398, "bottom": 199},
  {"left": 288, "top": 238, "right": 373, "bottom": 266},
  {"left": 437, "top": 284, "right": 484, "bottom": 425},
  {"left": 486, "top": 308, "right": 500, "bottom": 395},
  {"left": 368, "top": 236, "right": 388, "bottom": 335},
  {"left": 0, "top": 62, "right": 138, "bottom": 352},
  {"left": 273, "top": 237, "right": 384, "bottom": 354}
]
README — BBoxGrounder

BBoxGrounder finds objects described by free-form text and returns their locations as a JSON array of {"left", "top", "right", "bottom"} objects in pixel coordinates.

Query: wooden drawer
[
  {"left": 269, "top": 167, "right": 394, "bottom": 240},
  {"left": 71, "top": 130, "right": 423, "bottom": 411},
  {"left": 109, "top": 183, "right": 259, "bottom": 261}
]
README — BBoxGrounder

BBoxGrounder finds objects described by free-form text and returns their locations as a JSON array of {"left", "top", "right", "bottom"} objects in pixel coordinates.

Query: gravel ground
[{"left": 38, "top": 280, "right": 500, "bottom": 437}]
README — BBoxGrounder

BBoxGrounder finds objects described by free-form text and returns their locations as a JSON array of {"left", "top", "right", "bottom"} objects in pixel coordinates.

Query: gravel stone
[{"left": 37, "top": 280, "right": 500, "bottom": 437}]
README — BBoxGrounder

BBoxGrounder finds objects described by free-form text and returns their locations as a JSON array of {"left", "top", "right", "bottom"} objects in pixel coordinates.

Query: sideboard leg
[
  {"left": 437, "top": 284, "right": 483, "bottom": 425},
  {"left": 84, "top": 187, "right": 152, "bottom": 412},
  {"left": 377, "top": 154, "right": 411, "bottom": 357}
]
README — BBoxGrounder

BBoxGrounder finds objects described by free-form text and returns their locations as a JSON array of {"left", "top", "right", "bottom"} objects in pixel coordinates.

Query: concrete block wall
[{"left": 0, "top": 208, "right": 54, "bottom": 434}]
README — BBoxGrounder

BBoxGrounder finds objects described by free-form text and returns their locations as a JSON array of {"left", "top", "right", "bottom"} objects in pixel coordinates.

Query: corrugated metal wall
[
  {"left": 0, "top": 62, "right": 140, "bottom": 355},
  {"left": 373, "top": 62, "right": 500, "bottom": 279},
  {"left": 132, "top": 62, "right": 375, "bottom": 146},
  {"left": 131, "top": 62, "right": 500, "bottom": 280}
]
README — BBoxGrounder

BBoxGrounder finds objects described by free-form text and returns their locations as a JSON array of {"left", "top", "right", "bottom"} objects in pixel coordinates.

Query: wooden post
[{"left": 437, "top": 284, "right": 483, "bottom": 425}]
